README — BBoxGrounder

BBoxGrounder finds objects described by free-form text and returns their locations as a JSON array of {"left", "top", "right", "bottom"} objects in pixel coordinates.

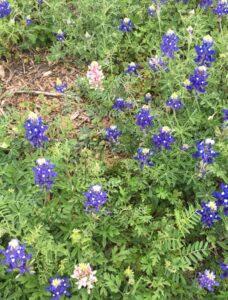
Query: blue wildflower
[
  {"left": 125, "top": 62, "right": 139, "bottom": 76},
  {"left": 54, "top": 79, "right": 67, "bottom": 93},
  {"left": 192, "top": 139, "right": 219, "bottom": 164},
  {"left": 105, "top": 125, "right": 121, "bottom": 143},
  {"left": 199, "top": 0, "right": 213, "bottom": 8},
  {"left": 25, "top": 15, "right": 32, "bottom": 26},
  {"left": 148, "top": 5, "right": 156, "bottom": 16},
  {"left": 198, "top": 201, "right": 221, "bottom": 227},
  {"left": 84, "top": 185, "right": 108, "bottom": 212},
  {"left": 184, "top": 66, "right": 208, "bottom": 93},
  {"left": 180, "top": 144, "right": 190, "bottom": 151},
  {"left": 149, "top": 56, "right": 168, "bottom": 72},
  {"left": 113, "top": 98, "right": 133, "bottom": 111},
  {"left": 136, "top": 105, "right": 154, "bottom": 130},
  {"left": 166, "top": 93, "right": 184, "bottom": 110},
  {"left": 152, "top": 127, "right": 175, "bottom": 150},
  {"left": 46, "top": 276, "right": 70, "bottom": 300},
  {"left": 24, "top": 112, "right": 48, "bottom": 148},
  {"left": 55, "top": 30, "right": 65, "bottom": 42},
  {"left": 1, "top": 239, "right": 32, "bottom": 274},
  {"left": 213, "top": 183, "right": 228, "bottom": 216},
  {"left": 223, "top": 109, "right": 228, "bottom": 121},
  {"left": 118, "top": 18, "right": 133, "bottom": 32},
  {"left": 33, "top": 158, "right": 57, "bottom": 190},
  {"left": 219, "top": 261, "right": 228, "bottom": 279},
  {"left": 144, "top": 93, "right": 153, "bottom": 103},
  {"left": 197, "top": 270, "right": 219, "bottom": 292},
  {"left": 160, "top": 29, "right": 179, "bottom": 58},
  {"left": 194, "top": 35, "right": 216, "bottom": 67},
  {"left": 0, "top": 1, "right": 11, "bottom": 18},
  {"left": 38, "top": 0, "right": 43, "bottom": 4},
  {"left": 213, "top": 0, "right": 228, "bottom": 17},
  {"left": 134, "top": 148, "right": 154, "bottom": 169}
]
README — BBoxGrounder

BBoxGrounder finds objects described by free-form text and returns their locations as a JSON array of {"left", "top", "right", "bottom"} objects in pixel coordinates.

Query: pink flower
[
  {"left": 71, "top": 263, "right": 97, "bottom": 294},
  {"left": 86, "top": 61, "right": 104, "bottom": 90}
]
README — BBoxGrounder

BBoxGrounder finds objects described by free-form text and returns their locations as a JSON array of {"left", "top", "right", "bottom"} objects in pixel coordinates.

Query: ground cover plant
[{"left": 0, "top": 0, "right": 228, "bottom": 299}]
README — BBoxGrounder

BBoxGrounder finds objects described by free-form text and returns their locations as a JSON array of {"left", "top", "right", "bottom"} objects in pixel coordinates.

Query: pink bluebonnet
[
  {"left": 199, "top": 0, "right": 213, "bottom": 8},
  {"left": 113, "top": 98, "right": 133, "bottom": 111},
  {"left": 197, "top": 201, "right": 221, "bottom": 227},
  {"left": 105, "top": 125, "right": 122, "bottom": 143},
  {"left": 55, "top": 30, "right": 65, "bottom": 42},
  {"left": 149, "top": 56, "right": 168, "bottom": 72},
  {"left": 1, "top": 239, "right": 32, "bottom": 274},
  {"left": 24, "top": 112, "right": 48, "bottom": 148},
  {"left": 118, "top": 18, "right": 133, "bottom": 32},
  {"left": 192, "top": 139, "right": 219, "bottom": 164},
  {"left": 33, "top": 158, "right": 57, "bottom": 190},
  {"left": 152, "top": 127, "right": 175, "bottom": 150},
  {"left": 194, "top": 35, "right": 216, "bottom": 67},
  {"left": 197, "top": 270, "right": 219, "bottom": 292},
  {"left": 0, "top": 1, "right": 11, "bottom": 18},
  {"left": 160, "top": 29, "right": 179, "bottom": 58},
  {"left": 54, "top": 79, "right": 67, "bottom": 93},
  {"left": 166, "top": 93, "right": 183, "bottom": 110},
  {"left": 213, "top": 0, "right": 228, "bottom": 17},
  {"left": 71, "top": 263, "right": 97, "bottom": 294},
  {"left": 144, "top": 93, "right": 153, "bottom": 103},
  {"left": 184, "top": 66, "right": 208, "bottom": 93},
  {"left": 134, "top": 148, "right": 154, "bottom": 169},
  {"left": 87, "top": 61, "right": 104, "bottom": 90},
  {"left": 125, "top": 62, "right": 139, "bottom": 76},
  {"left": 46, "top": 276, "right": 70, "bottom": 300},
  {"left": 219, "top": 261, "right": 228, "bottom": 279},
  {"left": 136, "top": 105, "right": 154, "bottom": 130},
  {"left": 84, "top": 185, "right": 108, "bottom": 212},
  {"left": 213, "top": 183, "right": 228, "bottom": 216}
]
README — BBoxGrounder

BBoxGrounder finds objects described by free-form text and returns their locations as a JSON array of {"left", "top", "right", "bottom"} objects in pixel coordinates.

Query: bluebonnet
[
  {"left": 197, "top": 201, "right": 221, "bottom": 227},
  {"left": 33, "top": 158, "right": 57, "bottom": 189},
  {"left": 113, "top": 98, "right": 133, "bottom": 111},
  {"left": 166, "top": 93, "right": 184, "bottom": 110},
  {"left": 184, "top": 66, "right": 208, "bottom": 93},
  {"left": 46, "top": 276, "right": 70, "bottom": 300},
  {"left": 160, "top": 30, "right": 179, "bottom": 58},
  {"left": 213, "top": 183, "right": 228, "bottom": 216},
  {"left": 25, "top": 16, "right": 32, "bottom": 26},
  {"left": 54, "top": 79, "right": 67, "bottom": 93},
  {"left": 84, "top": 185, "right": 108, "bottom": 211},
  {"left": 149, "top": 56, "right": 168, "bottom": 72},
  {"left": 148, "top": 5, "right": 156, "bottom": 16},
  {"left": 0, "top": 1, "right": 11, "bottom": 18},
  {"left": 105, "top": 125, "right": 121, "bottom": 143},
  {"left": 213, "top": 1, "right": 228, "bottom": 17},
  {"left": 136, "top": 105, "right": 154, "bottom": 130},
  {"left": 199, "top": 0, "right": 213, "bottom": 8},
  {"left": 197, "top": 270, "right": 219, "bottom": 291},
  {"left": 144, "top": 93, "right": 153, "bottom": 103},
  {"left": 219, "top": 261, "right": 228, "bottom": 279},
  {"left": 180, "top": 144, "right": 190, "bottom": 151},
  {"left": 223, "top": 109, "right": 228, "bottom": 121},
  {"left": 118, "top": 18, "right": 133, "bottom": 32},
  {"left": 1, "top": 239, "right": 32, "bottom": 273},
  {"left": 38, "top": 0, "right": 43, "bottom": 4},
  {"left": 125, "top": 62, "right": 139, "bottom": 76},
  {"left": 194, "top": 35, "right": 216, "bottom": 67},
  {"left": 134, "top": 148, "right": 154, "bottom": 169},
  {"left": 24, "top": 112, "right": 48, "bottom": 148},
  {"left": 192, "top": 139, "right": 219, "bottom": 164},
  {"left": 152, "top": 127, "right": 175, "bottom": 150},
  {"left": 55, "top": 30, "right": 65, "bottom": 42}
]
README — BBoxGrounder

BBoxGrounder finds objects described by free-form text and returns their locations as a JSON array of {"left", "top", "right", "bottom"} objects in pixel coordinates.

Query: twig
[{"left": 14, "top": 90, "right": 65, "bottom": 97}]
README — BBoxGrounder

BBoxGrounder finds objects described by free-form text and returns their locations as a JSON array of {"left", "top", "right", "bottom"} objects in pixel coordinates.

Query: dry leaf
[{"left": 0, "top": 65, "right": 5, "bottom": 80}]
